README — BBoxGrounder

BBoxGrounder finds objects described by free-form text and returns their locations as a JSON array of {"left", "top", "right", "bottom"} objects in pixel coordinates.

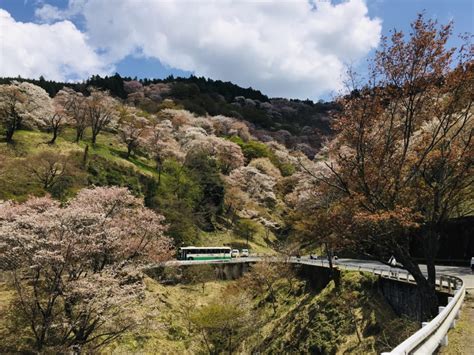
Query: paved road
[
  {"left": 165, "top": 256, "right": 474, "bottom": 289},
  {"left": 326, "top": 258, "right": 474, "bottom": 289}
]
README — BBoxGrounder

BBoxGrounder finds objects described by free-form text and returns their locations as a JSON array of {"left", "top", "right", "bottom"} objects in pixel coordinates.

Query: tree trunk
[
  {"left": 424, "top": 229, "right": 440, "bottom": 287},
  {"left": 82, "top": 145, "right": 89, "bottom": 168},
  {"left": 158, "top": 164, "right": 162, "bottom": 185},
  {"left": 49, "top": 128, "right": 58, "bottom": 144},
  {"left": 397, "top": 252, "right": 438, "bottom": 320},
  {"left": 75, "top": 128, "right": 84, "bottom": 143},
  {"left": 91, "top": 132, "right": 97, "bottom": 144},
  {"left": 5, "top": 125, "right": 15, "bottom": 143},
  {"left": 325, "top": 242, "right": 334, "bottom": 272}
]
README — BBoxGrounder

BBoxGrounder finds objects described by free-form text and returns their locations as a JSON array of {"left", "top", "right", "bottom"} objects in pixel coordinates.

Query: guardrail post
[
  {"left": 447, "top": 297, "right": 457, "bottom": 328},
  {"left": 437, "top": 306, "right": 449, "bottom": 346}
]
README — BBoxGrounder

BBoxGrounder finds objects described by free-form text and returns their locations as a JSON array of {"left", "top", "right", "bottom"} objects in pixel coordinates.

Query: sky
[{"left": 0, "top": 0, "right": 472, "bottom": 100}]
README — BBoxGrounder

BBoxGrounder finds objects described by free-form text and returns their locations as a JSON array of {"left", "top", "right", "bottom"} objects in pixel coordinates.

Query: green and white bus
[{"left": 177, "top": 247, "right": 232, "bottom": 261}]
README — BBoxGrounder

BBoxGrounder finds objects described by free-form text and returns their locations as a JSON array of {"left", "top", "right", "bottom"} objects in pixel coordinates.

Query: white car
[
  {"left": 231, "top": 249, "right": 240, "bottom": 258},
  {"left": 241, "top": 249, "right": 249, "bottom": 257}
]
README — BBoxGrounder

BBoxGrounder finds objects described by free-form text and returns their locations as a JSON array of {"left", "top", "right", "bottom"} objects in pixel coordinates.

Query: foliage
[
  {"left": 254, "top": 271, "right": 418, "bottom": 354},
  {"left": 0, "top": 81, "right": 53, "bottom": 142},
  {"left": 229, "top": 136, "right": 271, "bottom": 162},
  {"left": 300, "top": 15, "right": 473, "bottom": 319},
  {"left": 229, "top": 136, "right": 295, "bottom": 176},
  {"left": 235, "top": 218, "right": 259, "bottom": 244},
  {"left": 181, "top": 265, "right": 216, "bottom": 293},
  {"left": 184, "top": 151, "right": 225, "bottom": 231},
  {"left": 87, "top": 155, "right": 145, "bottom": 196},
  {"left": 189, "top": 292, "right": 255, "bottom": 354},
  {"left": 0, "top": 187, "right": 172, "bottom": 353}
]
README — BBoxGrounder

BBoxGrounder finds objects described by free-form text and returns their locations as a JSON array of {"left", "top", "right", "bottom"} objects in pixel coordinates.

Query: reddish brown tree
[{"left": 311, "top": 15, "right": 473, "bottom": 319}]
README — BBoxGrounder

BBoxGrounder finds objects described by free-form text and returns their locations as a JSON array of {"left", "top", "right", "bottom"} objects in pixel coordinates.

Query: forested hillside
[
  {"left": 0, "top": 74, "right": 337, "bottom": 158},
  {"left": 0, "top": 13, "right": 472, "bottom": 354},
  {"left": 0, "top": 77, "right": 333, "bottom": 253}
]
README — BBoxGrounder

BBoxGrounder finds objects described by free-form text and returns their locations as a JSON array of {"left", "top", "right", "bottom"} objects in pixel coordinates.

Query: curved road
[
  {"left": 333, "top": 258, "right": 474, "bottom": 289},
  {"left": 167, "top": 256, "right": 474, "bottom": 289}
]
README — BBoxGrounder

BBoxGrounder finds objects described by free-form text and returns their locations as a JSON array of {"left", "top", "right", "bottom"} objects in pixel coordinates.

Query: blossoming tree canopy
[{"left": 0, "top": 186, "right": 173, "bottom": 351}]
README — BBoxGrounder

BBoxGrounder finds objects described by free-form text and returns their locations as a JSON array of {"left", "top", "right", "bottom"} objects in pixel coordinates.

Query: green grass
[
  {"left": 0, "top": 128, "right": 159, "bottom": 201},
  {"left": 105, "top": 270, "right": 417, "bottom": 354},
  {"left": 249, "top": 271, "right": 418, "bottom": 354},
  {"left": 198, "top": 226, "right": 277, "bottom": 254}
]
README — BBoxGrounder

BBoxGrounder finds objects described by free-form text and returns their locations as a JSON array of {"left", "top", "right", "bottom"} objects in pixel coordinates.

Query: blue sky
[{"left": 0, "top": 0, "right": 472, "bottom": 99}]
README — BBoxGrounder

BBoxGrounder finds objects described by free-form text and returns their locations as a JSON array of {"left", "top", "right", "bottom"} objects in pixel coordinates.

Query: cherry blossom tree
[
  {"left": 210, "top": 115, "right": 251, "bottom": 141},
  {"left": 117, "top": 105, "right": 150, "bottom": 158},
  {"left": 57, "top": 87, "right": 88, "bottom": 143},
  {"left": 227, "top": 166, "right": 277, "bottom": 207},
  {"left": 44, "top": 90, "right": 73, "bottom": 144},
  {"left": 0, "top": 187, "right": 172, "bottom": 352},
  {"left": 86, "top": 89, "right": 118, "bottom": 144},
  {"left": 182, "top": 134, "right": 245, "bottom": 174},
  {"left": 0, "top": 82, "right": 53, "bottom": 142},
  {"left": 143, "top": 120, "right": 185, "bottom": 183}
]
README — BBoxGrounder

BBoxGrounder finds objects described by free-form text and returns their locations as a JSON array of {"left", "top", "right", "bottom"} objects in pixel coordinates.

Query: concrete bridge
[{"left": 147, "top": 256, "right": 469, "bottom": 354}]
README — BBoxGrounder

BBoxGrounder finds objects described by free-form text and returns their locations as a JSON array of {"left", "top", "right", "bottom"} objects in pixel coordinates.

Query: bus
[{"left": 177, "top": 247, "right": 232, "bottom": 261}]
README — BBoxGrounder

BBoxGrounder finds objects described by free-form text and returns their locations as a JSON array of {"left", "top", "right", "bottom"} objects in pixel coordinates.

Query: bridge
[{"left": 155, "top": 256, "right": 471, "bottom": 354}]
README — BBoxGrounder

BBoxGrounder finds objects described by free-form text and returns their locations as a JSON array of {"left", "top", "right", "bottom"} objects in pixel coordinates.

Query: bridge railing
[
  {"left": 160, "top": 256, "right": 466, "bottom": 353},
  {"left": 295, "top": 258, "right": 465, "bottom": 354}
]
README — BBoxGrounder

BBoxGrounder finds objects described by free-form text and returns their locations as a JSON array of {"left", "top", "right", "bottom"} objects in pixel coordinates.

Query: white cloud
[
  {"left": 0, "top": 9, "right": 110, "bottom": 81},
  {"left": 32, "top": 0, "right": 381, "bottom": 99}
]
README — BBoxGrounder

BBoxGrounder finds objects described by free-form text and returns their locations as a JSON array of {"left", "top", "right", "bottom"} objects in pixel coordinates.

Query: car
[
  {"left": 231, "top": 249, "right": 240, "bottom": 258},
  {"left": 241, "top": 249, "right": 249, "bottom": 257}
]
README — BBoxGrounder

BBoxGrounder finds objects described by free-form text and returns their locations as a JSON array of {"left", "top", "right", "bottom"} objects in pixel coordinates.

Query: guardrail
[
  {"left": 295, "top": 258, "right": 466, "bottom": 354},
  {"left": 381, "top": 276, "right": 465, "bottom": 354},
  {"left": 160, "top": 256, "right": 466, "bottom": 354}
]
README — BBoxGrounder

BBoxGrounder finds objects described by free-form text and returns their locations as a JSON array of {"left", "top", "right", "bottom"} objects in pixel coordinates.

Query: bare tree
[{"left": 27, "top": 150, "right": 68, "bottom": 190}]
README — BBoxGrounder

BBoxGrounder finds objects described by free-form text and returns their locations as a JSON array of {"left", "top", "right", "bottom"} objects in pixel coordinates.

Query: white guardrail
[
  {"left": 295, "top": 258, "right": 466, "bottom": 355},
  {"left": 382, "top": 277, "right": 465, "bottom": 355},
  {"left": 161, "top": 256, "right": 466, "bottom": 354}
]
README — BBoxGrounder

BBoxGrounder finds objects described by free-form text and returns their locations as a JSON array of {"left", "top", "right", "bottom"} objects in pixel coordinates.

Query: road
[
  {"left": 165, "top": 256, "right": 474, "bottom": 289},
  {"left": 333, "top": 258, "right": 474, "bottom": 289}
]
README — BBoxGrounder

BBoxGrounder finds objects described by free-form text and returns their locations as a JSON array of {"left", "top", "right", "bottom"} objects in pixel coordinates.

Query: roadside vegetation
[{"left": 99, "top": 268, "right": 417, "bottom": 354}]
